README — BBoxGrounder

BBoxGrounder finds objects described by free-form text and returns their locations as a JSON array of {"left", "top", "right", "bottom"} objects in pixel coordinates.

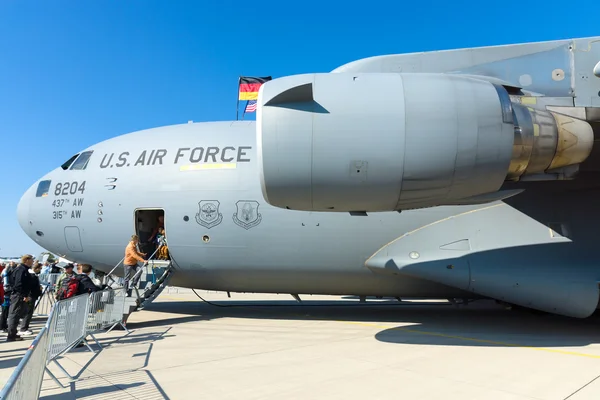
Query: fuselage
[{"left": 17, "top": 121, "right": 489, "bottom": 298}]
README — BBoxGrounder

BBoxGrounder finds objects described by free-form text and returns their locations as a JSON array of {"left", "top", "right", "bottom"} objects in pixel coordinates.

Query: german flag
[{"left": 238, "top": 76, "right": 272, "bottom": 100}]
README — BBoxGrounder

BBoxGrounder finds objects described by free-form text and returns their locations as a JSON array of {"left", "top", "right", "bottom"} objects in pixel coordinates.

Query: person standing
[
  {"left": 0, "top": 264, "right": 5, "bottom": 305},
  {"left": 6, "top": 255, "right": 34, "bottom": 342},
  {"left": 1, "top": 262, "right": 16, "bottom": 333},
  {"left": 18, "top": 263, "right": 42, "bottom": 336},
  {"left": 50, "top": 262, "right": 61, "bottom": 274},
  {"left": 77, "top": 264, "right": 101, "bottom": 295},
  {"left": 124, "top": 235, "right": 147, "bottom": 297},
  {"left": 55, "top": 264, "right": 75, "bottom": 300},
  {"left": 41, "top": 262, "right": 51, "bottom": 275},
  {"left": 0, "top": 264, "right": 6, "bottom": 334}
]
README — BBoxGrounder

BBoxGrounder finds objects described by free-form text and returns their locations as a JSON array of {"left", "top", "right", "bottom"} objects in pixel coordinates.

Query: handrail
[
  {"left": 104, "top": 256, "right": 126, "bottom": 285},
  {"left": 124, "top": 244, "right": 164, "bottom": 294},
  {"left": 131, "top": 258, "right": 173, "bottom": 305},
  {"left": 106, "top": 241, "right": 166, "bottom": 286},
  {"left": 130, "top": 245, "right": 163, "bottom": 279}
]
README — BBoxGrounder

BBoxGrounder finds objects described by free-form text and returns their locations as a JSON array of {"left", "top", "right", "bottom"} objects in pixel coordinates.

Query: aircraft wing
[{"left": 332, "top": 37, "right": 600, "bottom": 109}]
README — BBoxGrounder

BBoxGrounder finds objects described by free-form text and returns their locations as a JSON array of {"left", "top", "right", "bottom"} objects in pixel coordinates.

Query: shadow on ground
[
  {"left": 41, "top": 382, "right": 145, "bottom": 400},
  {"left": 138, "top": 298, "right": 600, "bottom": 349}
]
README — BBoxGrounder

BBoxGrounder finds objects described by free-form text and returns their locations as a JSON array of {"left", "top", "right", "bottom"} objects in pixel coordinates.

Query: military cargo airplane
[{"left": 17, "top": 36, "right": 600, "bottom": 318}]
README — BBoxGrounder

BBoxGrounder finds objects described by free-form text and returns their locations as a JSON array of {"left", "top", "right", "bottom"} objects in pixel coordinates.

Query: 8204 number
[{"left": 54, "top": 181, "right": 86, "bottom": 196}]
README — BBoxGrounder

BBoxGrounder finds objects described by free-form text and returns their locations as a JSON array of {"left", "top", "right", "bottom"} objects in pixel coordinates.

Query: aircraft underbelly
[
  {"left": 366, "top": 203, "right": 600, "bottom": 318},
  {"left": 167, "top": 269, "right": 471, "bottom": 298}
]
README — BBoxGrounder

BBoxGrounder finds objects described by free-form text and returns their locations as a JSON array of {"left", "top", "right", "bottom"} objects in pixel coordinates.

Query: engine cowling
[{"left": 256, "top": 73, "right": 593, "bottom": 212}]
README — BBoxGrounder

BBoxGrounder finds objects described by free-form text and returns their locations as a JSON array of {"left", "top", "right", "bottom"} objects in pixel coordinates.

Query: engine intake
[{"left": 256, "top": 73, "right": 593, "bottom": 212}]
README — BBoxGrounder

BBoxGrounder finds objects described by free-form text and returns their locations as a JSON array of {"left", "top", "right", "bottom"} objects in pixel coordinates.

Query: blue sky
[{"left": 0, "top": 0, "right": 598, "bottom": 257}]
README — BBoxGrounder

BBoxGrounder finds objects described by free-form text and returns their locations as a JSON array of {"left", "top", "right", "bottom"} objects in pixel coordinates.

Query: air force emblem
[
  {"left": 196, "top": 200, "right": 223, "bottom": 229},
  {"left": 232, "top": 200, "right": 262, "bottom": 230}
]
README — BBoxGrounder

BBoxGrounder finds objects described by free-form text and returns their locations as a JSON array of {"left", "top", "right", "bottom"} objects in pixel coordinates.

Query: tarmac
[{"left": 3, "top": 289, "right": 600, "bottom": 399}]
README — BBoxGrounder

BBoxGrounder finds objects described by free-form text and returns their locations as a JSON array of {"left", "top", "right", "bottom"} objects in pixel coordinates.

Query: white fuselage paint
[{"left": 19, "top": 122, "right": 492, "bottom": 298}]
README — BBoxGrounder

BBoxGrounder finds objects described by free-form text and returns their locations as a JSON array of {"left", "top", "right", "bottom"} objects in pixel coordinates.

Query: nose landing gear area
[{"left": 13, "top": 293, "right": 600, "bottom": 399}]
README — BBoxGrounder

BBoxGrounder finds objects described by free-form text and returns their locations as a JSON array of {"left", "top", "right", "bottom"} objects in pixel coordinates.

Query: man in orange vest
[{"left": 124, "top": 235, "right": 147, "bottom": 297}]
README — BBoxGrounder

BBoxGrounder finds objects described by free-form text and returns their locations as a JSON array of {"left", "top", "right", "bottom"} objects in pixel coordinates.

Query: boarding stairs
[{"left": 104, "top": 243, "right": 175, "bottom": 324}]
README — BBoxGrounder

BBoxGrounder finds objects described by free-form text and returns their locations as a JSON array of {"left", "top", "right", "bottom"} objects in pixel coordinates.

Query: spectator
[
  {"left": 7, "top": 255, "right": 34, "bottom": 342},
  {"left": 19, "top": 263, "right": 42, "bottom": 336},
  {"left": 55, "top": 264, "right": 75, "bottom": 300},
  {"left": 0, "top": 264, "right": 5, "bottom": 334},
  {"left": 41, "top": 262, "right": 51, "bottom": 275},
  {"left": 50, "top": 262, "right": 61, "bottom": 274},
  {"left": 0, "top": 264, "right": 5, "bottom": 305},
  {"left": 1, "top": 262, "right": 14, "bottom": 333},
  {"left": 77, "top": 264, "right": 101, "bottom": 295}
]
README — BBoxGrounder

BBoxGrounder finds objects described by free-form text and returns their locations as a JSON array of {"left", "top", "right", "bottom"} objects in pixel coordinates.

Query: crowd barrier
[
  {"left": 37, "top": 273, "right": 61, "bottom": 288},
  {"left": 33, "top": 274, "right": 61, "bottom": 317},
  {"left": 0, "top": 328, "right": 50, "bottom": 400},
  {"left": 0, "top": 287, "right": 129, "bottom": 399},
  {"left": 85, "top": 288, "right": 128, "bottom": 347}
]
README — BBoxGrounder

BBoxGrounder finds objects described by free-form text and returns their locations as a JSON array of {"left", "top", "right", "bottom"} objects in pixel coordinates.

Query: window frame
[
  {"left": 36, "top": 180, "right": 52, "bottom": 197},
  {"left": 69, "top": 150, "right": 94, "bottom": 171},
  {"left": 61, "top": 154, "right": 79, "bottom": 170}
]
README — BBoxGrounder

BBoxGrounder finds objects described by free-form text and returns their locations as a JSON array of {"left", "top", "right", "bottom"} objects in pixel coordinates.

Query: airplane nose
[{"left": 17, "top": 188, "right": 31, "bottom": 235}]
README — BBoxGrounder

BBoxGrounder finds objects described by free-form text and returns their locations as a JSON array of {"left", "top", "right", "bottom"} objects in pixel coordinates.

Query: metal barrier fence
[
  {"left": 47, "top": 294, "right": 90, "bottom": 361},
  {"left": 34, "top": 273, "right": 60, "bottom": 317},
  {"left": 85, "top": 288, "right": 128, "bottom": 348},
  {"left": 0, "top": 288, "right": 129, "bottom": 399},
  {"left": 38, "top": 273, "right": 61, "bottom": 288},
  {"left": 0, "top": 327, "right": 50, "bottom": 400}
]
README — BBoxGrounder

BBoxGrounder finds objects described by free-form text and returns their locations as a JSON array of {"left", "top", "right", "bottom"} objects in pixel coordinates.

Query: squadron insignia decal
[
  {"left": 195, "top": 200, "right": 223, "bottom": 229},
  {"left": 232, "top": 200, "right": 262, "bottom": 230}
]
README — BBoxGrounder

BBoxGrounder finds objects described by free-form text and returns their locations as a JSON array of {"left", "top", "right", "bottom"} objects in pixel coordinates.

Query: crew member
[
  {"left": 124, "top": 235, "right": 147, "bottom": 297},
  {"left": 156, "top": 227, "right": 170, "bottom": 260},
  {"left": 148, "top": 213, "right": 165, "bottom": 259}
]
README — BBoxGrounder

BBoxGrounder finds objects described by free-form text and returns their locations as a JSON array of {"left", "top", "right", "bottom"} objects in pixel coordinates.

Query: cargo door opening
[{"left": 134, "top": 209, "right": 169, "bottom": 261}]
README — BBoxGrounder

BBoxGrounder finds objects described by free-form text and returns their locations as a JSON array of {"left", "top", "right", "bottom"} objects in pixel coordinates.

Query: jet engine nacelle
[{"left": 257, "top": 73, "right": 594, "bottom": 212}]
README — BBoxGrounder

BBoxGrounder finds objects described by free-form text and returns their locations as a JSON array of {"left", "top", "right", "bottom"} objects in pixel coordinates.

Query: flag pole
[
  {"left": 236, "top": 76, "right": 241, "bottom": 121},
  {"left": 241, "top": 101, "right": 248, "bottom": 121}
]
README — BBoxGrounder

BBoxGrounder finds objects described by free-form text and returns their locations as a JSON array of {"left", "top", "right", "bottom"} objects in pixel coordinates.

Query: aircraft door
[
  {"left": 134, "top": 209, "right": 169, "bottom": 261},
  {"left": 64, "top": 226, "right": 83, "bottom": 252}
]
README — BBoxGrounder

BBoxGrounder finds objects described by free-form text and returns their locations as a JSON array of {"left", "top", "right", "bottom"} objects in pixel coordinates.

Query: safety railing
[
  {"left": 0, "top": 287, "right": 130, "bottom": 398},
  {"left": 38, "top": 273, "right": 61, "bottom": 288},
  {"left": 85, "top": 288, "right": 128, "bottom": 349},
  {"left": 33, "top": 273, "right": 61, "bottom": 316},
  {"left": 103, "top": 256, "right": 126, "bottom": 286},
  {"left": 46, "top": 295, "right": 90, "bottom": 361},
  {"left": 0, "top": 327, "right": 50, "bottom": 400},
  {"left": 126, "top": 244, "right": 164, "bottom": 297}
]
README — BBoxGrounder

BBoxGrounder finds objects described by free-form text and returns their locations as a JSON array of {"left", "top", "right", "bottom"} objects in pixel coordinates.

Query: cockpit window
[
  {"left": 36, "top": 180, "right": 51, "bottom": 197},
  {"left": 70, "top": 151, "right": 94, "bottom": 170},
  {"left": 61, "top": 154, "right": 79, "bottom": 170}
]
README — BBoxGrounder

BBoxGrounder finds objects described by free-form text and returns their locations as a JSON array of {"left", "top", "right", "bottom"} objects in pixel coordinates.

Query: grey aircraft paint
[{"left": 17, "top": 36, "right": 600, "bottom": 318}]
